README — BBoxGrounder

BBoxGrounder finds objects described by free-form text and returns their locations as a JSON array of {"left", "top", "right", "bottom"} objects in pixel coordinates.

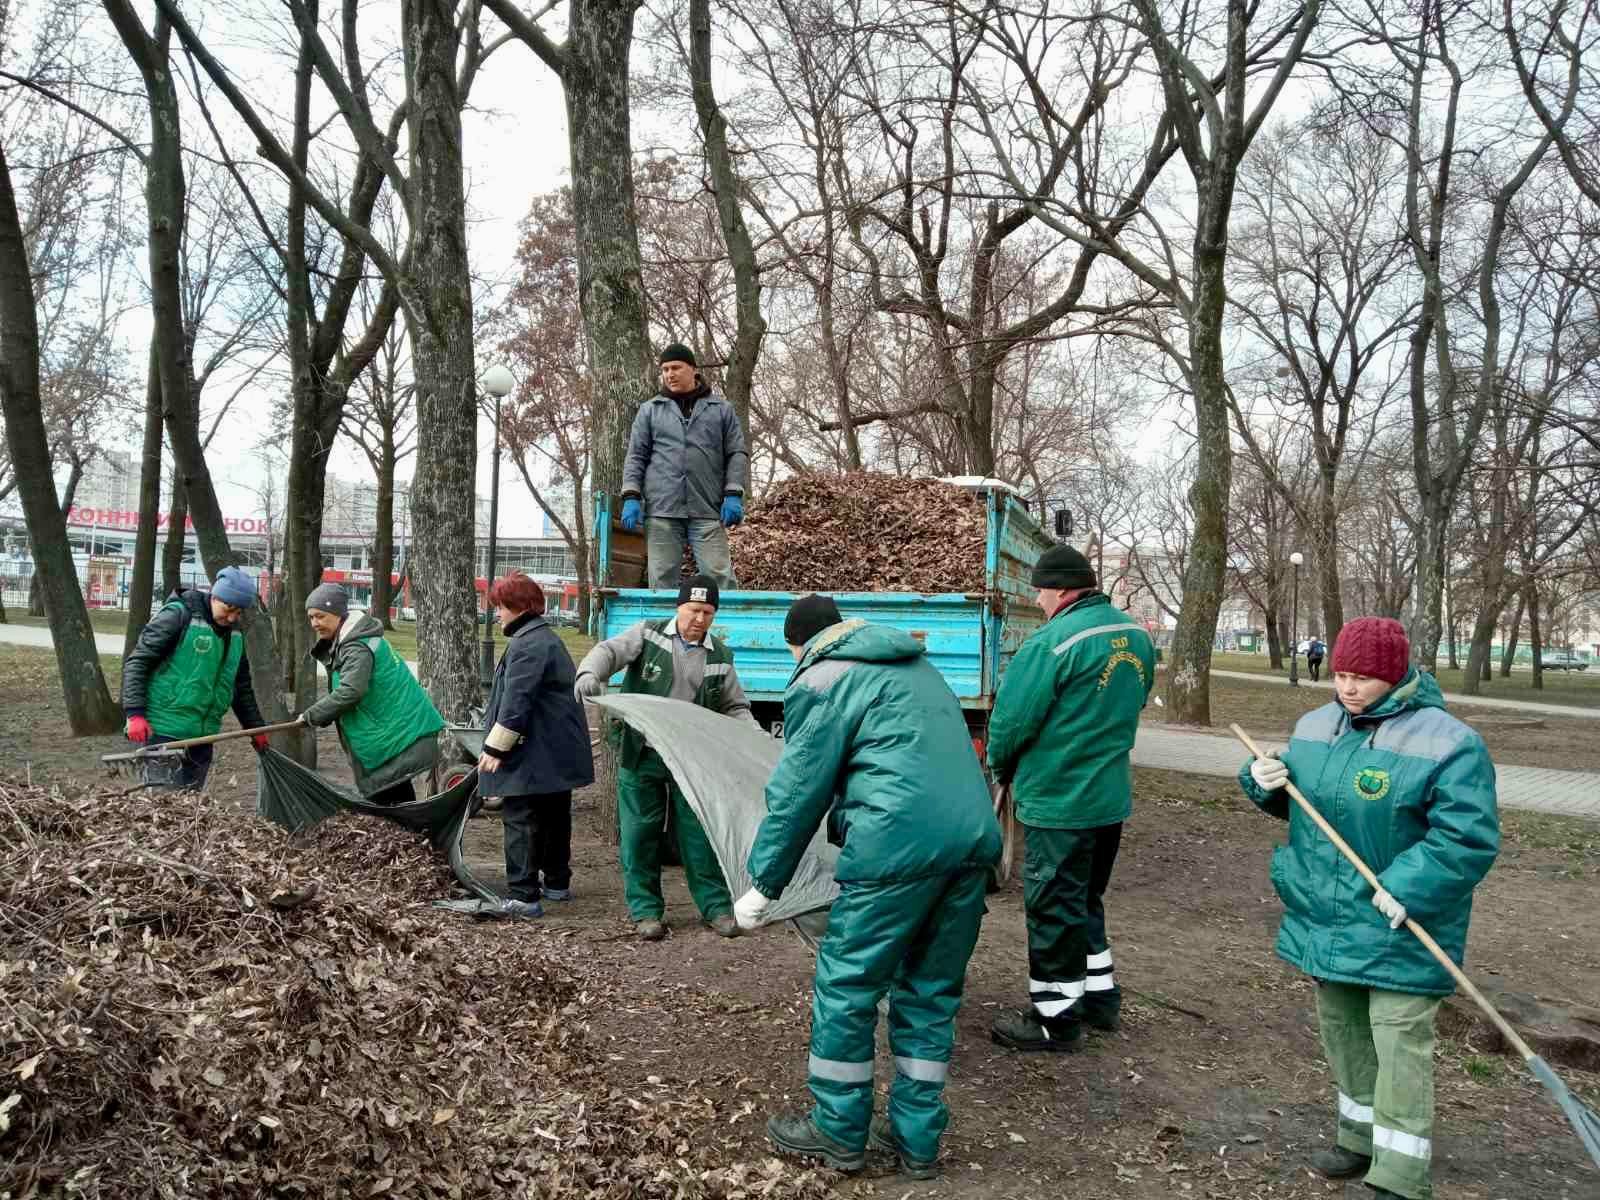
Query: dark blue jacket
[{"left": 479, "top": 615, "right": 595, "bottom": 796}]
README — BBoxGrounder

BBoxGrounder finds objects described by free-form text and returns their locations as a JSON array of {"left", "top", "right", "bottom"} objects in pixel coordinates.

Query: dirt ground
[{"left": 5, "top": 643, "right": 1599, "bottom": 1198}]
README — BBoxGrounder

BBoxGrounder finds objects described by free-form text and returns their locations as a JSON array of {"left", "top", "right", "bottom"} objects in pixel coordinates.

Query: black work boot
[
  {"left": 1079, "top": 996, "right": 1121, "bottom": 1033},
  {"left": 1310, "top": 1146, "right": 1372, "bottom": 1179},
  {"left": 766, "top": 1113, "right": 865, "bottom": 1171},
  {"left": 868, "top": 1116, "right": 938, "bottom": 1180},
  {"left": 990, "top": 1010, "right": 1083, "bottom": 1053}
]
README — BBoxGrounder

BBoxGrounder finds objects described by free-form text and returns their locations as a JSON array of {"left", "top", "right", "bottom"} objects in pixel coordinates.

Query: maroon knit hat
[{"left": 1331, "top": 617, "right": 1411, "bottom": 685}]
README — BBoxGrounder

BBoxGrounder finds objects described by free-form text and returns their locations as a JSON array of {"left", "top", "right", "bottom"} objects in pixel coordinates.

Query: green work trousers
[
  {"left": 1022, "top": 822, "right": 1122, "bottom": 1030},
  {"left": 1316, "top": 980, "right": 1442, "bottom": 1200},
  {"left": 807, "top": 868, "right": 988, "bottom": 1165},
  {"left": 617, "top": 751, "right": 733, "bottom": 922}
]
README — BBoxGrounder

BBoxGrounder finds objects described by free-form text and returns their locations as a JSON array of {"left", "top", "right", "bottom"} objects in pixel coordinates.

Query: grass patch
[{"left": 1462, "top": 1055, "right": 1506, "bottom": 1085}]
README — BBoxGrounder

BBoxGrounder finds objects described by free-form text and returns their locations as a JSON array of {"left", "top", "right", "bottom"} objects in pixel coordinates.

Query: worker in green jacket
[
  {"left": 1240, "top": 616, "right": 1499, "bottom": 1200},
  {"left": 985, "top": 543, "right": 1156, "bottom": 1052},
  {"left": 300, "top": 583, "right": 444, "bottom": 805},
  {"left": 120, "top": 565, "right": 271, "bottom": 790},
  {"left": 574, "top": 574, "right": 757, "bottom": 940},
  {"left": 736, "top": 595, "right": 1002, "bottom": 1180}
]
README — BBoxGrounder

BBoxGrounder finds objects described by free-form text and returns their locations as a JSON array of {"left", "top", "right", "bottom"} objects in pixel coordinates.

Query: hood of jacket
[{"left": 792, "top": 619, "right": 924, "bottom": 679}]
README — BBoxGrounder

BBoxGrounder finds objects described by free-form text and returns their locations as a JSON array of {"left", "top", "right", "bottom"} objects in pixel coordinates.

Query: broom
[{"left": 1231, "top": 723, "right": 1600, "bottom": 1169}]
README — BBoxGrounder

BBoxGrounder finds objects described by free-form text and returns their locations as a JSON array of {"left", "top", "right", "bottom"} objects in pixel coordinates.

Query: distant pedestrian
[
  {"left": 120, "top": 566, "right": 272, "bottom": 790},
  {"left": 1307, "top": 635, "right": 1327, "bottom": 682},
  {"left": 1239, "top": 616, "right": 1499, "bottom": 1200},
  {"left": 575, "top": 574, "right": 757, "bottom": 940},
  {"left": 985, "top": 544, "right": 1157, "bottom": 1052},
  {"left": 300, "top": 583, "right": 444, "bottom": 806},
  {"left": 741, "top": 595, "right": 1002, "bottom": 1179},
  {"left": 619, "top": 343, "right": 748, "bottom": 590},
  {"left": 478, "top": 574, "right": 595, "bottom": 919}
]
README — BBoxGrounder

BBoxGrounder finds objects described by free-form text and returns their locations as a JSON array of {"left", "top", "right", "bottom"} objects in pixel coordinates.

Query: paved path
[
  {"left": 1209, "top": 668, "right": 1600, "bottom": 720},
  {"left": 1134, "top": 723, "right": 1600, "bottom": 820}
]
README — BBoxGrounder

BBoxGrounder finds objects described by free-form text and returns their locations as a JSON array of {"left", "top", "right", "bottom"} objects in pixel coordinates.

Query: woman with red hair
[{"left": 477, "top": 573, "right": 595, "bottom": 917}]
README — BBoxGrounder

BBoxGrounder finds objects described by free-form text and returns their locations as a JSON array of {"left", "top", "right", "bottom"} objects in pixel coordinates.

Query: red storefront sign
[{"left": 65, "top": 506, "right": 270, "bottom": 535}]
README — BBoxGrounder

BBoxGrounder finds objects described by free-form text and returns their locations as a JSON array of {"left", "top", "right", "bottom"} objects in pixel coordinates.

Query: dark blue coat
[{"left": 479, "top": 615, "right": 595, "bottom": 797}]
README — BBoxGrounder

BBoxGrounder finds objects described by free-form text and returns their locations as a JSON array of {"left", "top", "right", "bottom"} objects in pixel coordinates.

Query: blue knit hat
[{"left": 211, "top": 566, "right": 257, "bottom": 610}]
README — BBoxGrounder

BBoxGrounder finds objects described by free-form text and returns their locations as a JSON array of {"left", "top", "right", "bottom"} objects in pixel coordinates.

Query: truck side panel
[
  {"left": 597, "top": 590, "right": 988, "bottom": 705},
  {"left": 985, "top": 491, "right": 1053, "bottom": 695}
]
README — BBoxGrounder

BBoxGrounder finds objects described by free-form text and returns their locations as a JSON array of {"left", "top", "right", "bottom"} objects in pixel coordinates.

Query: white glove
[
  {"left": 1372, "top": 888, "right": 1408, "bottom": 929},
  {"left": 733, "top": 887, "right": 771, "bottom": 929},
  {"left": 1249, "top": 752, "right": 1289, "bottom": 791},
  {"left": 574, "top": 673, "right": 605, "bottom": 702}
]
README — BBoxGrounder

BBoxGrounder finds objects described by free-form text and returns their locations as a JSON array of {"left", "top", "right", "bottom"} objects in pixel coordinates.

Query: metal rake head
[{"left": 101, "top": 747, "right": 186, "bottom": 788}]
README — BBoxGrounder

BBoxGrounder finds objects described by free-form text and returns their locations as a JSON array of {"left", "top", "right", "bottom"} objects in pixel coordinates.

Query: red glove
[
  {"left": 252, "top": 733, "right": 271, "bottom": 753},
  {"left": 125, "top": 715, "right": 152, "bottom": 743}
]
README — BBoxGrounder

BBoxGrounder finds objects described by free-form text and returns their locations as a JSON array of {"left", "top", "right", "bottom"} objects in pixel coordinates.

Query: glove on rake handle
[{"left": 1228, "top": 723, "right": 1536, "bottom": 1062}]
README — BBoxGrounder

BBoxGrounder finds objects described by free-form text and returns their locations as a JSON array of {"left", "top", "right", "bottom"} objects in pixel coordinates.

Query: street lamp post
[
  {"left": 1288, "top": 551, "right": 1304, "bottom": 687},
  {"left": 479, "top": 365, "right": 516, "bottom": 689}
]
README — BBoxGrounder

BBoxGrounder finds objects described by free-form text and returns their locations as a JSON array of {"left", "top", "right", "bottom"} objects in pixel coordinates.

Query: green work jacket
[
  {"left": 747, "top": 621, "right": 1001, "bottom": 897},
  {"left": 1239, "top": 669, "right": 1500, "bottom": 996},
  {"left": 142, "top": 597, "right": 248, "bottom": 740},
  {"left": 985, "top": 592, "right": 1156, "bottom": 828}
]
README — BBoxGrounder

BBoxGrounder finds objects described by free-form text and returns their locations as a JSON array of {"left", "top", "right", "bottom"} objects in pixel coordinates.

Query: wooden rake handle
[
  {"left": 133, "top": 718, "right": 306, "bottom": 753},
  {"left": 1229, "top": 722, "right": 1535, "bottom": 1063}
]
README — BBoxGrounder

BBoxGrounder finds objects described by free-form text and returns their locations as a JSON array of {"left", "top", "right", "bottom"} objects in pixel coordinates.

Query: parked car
[{"left": 1538, "top": 652, "right": 1589, "bottom": 671}]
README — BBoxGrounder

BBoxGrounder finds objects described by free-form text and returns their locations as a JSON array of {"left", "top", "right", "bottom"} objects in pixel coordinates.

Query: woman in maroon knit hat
[{"left": 1237, "top": 617, "right": 1500, "bottom": 1200}]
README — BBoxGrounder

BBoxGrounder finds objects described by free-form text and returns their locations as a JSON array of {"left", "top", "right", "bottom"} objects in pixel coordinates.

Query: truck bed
[{"left": 592, "top": 486, "right": 1055, "bottom": 717}]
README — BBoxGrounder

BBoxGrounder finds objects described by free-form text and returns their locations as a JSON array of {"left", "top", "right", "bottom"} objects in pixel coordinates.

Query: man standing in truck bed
[
  {"left": 617, "top": 343, "right": 748, "bottom": 590},
  {"left": 985, "top": 544, "right": 1157, "bottom": 1051}
]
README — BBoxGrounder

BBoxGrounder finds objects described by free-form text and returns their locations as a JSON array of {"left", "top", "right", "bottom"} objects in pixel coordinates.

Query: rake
[
  {"left": 101, "top": 719, "right": 306, "bottom": 785},
  {"left": 1231, "top": 723, "right": 1600, "bottom": 1170}
]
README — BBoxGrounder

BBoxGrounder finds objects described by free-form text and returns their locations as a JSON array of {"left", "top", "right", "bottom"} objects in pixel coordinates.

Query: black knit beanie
[
  {"left": 659, "top": 342, "right": 697, "bottom": 367},
  {"left": 677, "top": 574, "right": 720, "bottom": 609},
  {"left": 1030, "top": 543, "right": 1097, "bottom": 590},
  {"left": 784, "top": 594, "right": 844, "bottom": 647}
]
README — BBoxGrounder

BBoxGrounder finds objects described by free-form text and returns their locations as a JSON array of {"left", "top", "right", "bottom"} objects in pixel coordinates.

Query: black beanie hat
[
  {"left": 1030, "top": 543, "right": 1097, "bottom": 590},
  {"left": 677, "top": 573, "right": 720, "bottom": 609},
  {"left": 784, "top": 594, "right": 844, "bottom": 647},
  {"left": 659, "top": 342, "right": 697, "bottom": 367}
]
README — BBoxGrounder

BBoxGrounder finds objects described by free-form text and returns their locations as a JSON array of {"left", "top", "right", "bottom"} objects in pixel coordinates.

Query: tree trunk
[
  {"left": 371, "top": 433, "right": 396, "bottom": 628},
  {"left": 689, "top": 0, "right": 764, "bottom": 437},
  {"left": 565, "top": 0, "right": 656, "bottom": 497},
  {"left": 1527, "top": 583, "right": 1544, "bottom": 690},
  {"left": 1499, "top": 589, "right": 1526, "bottom": 677},
  {"left": 1316, "top": 484, "right": 1344, "bottom": 648},
  {"left": 1265, "top": 606, "right": 1283, "bottom": 670},
  {"left": 0, "top": 140, "right": 122, "bottom": 734},
  {"left": 161, "top": 469, "right": 187, "bottom": 598},
  {"left": 401, "top": 0, "right": 480, "bottom": 721},
  {"left": 125, "top": 338, "right": 164, "bottom": 659}
]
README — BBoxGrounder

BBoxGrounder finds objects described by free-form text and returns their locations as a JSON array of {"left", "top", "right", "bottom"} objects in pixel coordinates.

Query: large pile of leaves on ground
[
  {"left": 729, "top": 472, "right": 987, "bottom": 592},
  {"left": 0, "top": 777, "right": 833, "bottom": 1199}
]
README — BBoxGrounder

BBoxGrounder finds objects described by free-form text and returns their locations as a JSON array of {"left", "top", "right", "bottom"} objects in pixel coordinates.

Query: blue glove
[
  {"left": 620, "top": 498, "right": 643, "bottom": 532},
  {"left": 721, "top": 494, "right": 744, "bottom": 527}
]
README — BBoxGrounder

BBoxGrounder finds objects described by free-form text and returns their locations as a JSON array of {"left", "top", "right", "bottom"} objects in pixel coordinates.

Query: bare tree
[
  {"left": 483, "top": 0, "right": 657, "bottom": 500},
  {"left": 0, "top": 136, "right": 121, "bottom": 732}
]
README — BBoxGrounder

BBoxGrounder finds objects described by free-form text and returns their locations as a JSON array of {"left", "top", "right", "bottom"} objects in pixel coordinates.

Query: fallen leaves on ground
[{"left": 0, "top": 777, "right": 835, "bottom": 1199}]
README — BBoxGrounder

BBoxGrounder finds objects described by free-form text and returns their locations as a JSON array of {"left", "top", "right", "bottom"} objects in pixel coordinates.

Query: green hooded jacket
[
  {"left": 985, "top": 592, "right": 1157, "bottom": 829},
  {"left": 746, "top": 620, "right": 1002, "bottom": 898},
  {"left": 1239, "top": 669, "right": 1500, "bottom": 996}
]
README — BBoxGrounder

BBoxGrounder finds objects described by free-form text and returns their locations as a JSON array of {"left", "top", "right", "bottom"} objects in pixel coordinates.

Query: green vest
[
  {"left": 617, "top": 619, "right": 735, "bottom": 769},
  {"left": 145, "top": 600, "right": 245, "bottom": 740},
  {"left": 331, "top": 636, "right": 445, "bottom": 772}
]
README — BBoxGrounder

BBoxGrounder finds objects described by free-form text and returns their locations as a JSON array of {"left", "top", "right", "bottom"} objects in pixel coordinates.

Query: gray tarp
[{"left": 592, "top": 694, "right": 839, "bottom": 922}]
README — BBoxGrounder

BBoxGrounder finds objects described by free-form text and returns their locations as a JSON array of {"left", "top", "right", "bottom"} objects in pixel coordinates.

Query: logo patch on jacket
[
  {"left": 1353, "top": 767, "right": 1391, "bottom": 801},
  {"left": 193, "top": 634, "right": 215, "bottom": 656},
  {"left": 643, "top": 662, "right": 663, "bottom": 683},
  {"left": 1097, "top": 636, "right": 1148, "bottom": 691}
]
